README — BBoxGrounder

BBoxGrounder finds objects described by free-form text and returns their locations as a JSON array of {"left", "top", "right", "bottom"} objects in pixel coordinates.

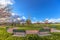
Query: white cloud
[
  {"left": 0, "top": 0, "right": 15, "bottom": 8},
  {"left": 45, "top": 18, "right": 60, "bottom": 23},
  {"left": 11, "top": 13, "right": 15, "bottom": 16},
  {"left": 21, "top": 16, "right": 26, "bottom": 20},
  {"left": 0, "top": 0, "right": 14, "bottom": 5},
  {"left": 32, "top": 21, "right": 36, "bottom": 23},
  {"left": 45, "top": 18, "right": 49, "bottom": 20},
  {"left": 31, "top": 18, "right": 60, "bottom": 23},
  {"left": 17, "top": 18, "right": 20, "bottom": 20},
  {"left": 11, "top": 13, "right": 19, "bottom": 16}
]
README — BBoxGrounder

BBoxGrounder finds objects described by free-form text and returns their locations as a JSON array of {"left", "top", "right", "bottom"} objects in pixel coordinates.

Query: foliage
[{"left": 26, "top": 19, "right": 31, "bottom": 25}]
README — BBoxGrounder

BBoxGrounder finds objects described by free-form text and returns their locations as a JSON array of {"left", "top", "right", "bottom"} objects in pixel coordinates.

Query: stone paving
[{"left": 7, "top": 27, "right": 60, "bottom": 37}]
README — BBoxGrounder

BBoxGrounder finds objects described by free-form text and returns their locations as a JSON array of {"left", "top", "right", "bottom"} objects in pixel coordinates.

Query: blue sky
[{"left": 12, "top": 0, "right": 60, "bottom": 21}]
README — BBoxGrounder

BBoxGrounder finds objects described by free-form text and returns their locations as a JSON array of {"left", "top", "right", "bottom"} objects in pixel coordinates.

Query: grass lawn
[
  {"left": 15, "top": 24, "right": 60, "bottom": 30},
  {"left": 4, "top": 23, "right": 60, "bottom": 30},
  {"left": 18, "top": 27, "right": 42, "bottom": 30},
  {"left": 0, "top": 24, "right": 60, "bottom": 40}
]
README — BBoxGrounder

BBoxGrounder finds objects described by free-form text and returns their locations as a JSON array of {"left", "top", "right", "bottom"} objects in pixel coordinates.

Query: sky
[{"left": 0, "top": 0, "right": 60, "bottom": 22}]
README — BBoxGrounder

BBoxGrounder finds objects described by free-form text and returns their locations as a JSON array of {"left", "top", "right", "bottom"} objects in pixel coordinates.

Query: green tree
[{"left": 26, "top": 19, "right": 31, "bottom": 25}]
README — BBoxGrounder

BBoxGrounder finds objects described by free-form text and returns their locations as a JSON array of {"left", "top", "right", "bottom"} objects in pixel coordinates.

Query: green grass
[
  {"left": 0, "top": 28, "right": 11, "bottom": 40},
  {"left": 5, "top": 23, "right": 60, "bottom": 30},
  {"left": 0, "top": 25, "right": 60, "bottom": 40},
  {"left": 17, "top": 27, "right": 42, "bottom": 30},
  {"left": 0, "top": 24, "right": 60, "bottom": 40}
]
